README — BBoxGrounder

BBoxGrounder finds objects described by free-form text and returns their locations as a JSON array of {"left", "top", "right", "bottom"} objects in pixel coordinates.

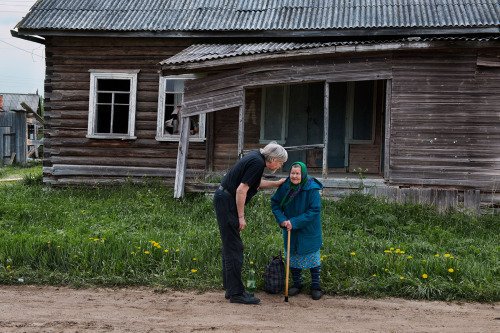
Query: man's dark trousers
[{"left": 213, "top": 188, "right": 245, "bottom": 297}]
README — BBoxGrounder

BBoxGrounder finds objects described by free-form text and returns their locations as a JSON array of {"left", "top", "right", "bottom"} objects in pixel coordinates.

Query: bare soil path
[{"left": 0, "top": 285, "right": 498, "bottom": 332}]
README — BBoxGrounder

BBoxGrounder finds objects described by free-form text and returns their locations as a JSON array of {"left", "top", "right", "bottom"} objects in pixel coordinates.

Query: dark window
[{"left": 95, "top": 78, "right": 130, "bottom": 134}]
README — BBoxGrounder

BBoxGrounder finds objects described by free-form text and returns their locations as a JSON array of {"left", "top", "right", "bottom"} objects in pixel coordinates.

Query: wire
[{"left": 0, "top": 39, "right": 44, "bottom": 59}]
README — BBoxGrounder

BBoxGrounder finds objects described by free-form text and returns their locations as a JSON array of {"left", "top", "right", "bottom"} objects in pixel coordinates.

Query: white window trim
[
  {"left": 346, "top": 81, "right": 377, "bottom": 144},
  {"left": 156, "top": 75, "right": 206, "bottom": 142},
  {"left": 87, "top": 70, "right": 138, "bottom": 140},
  {"left": 259, "top": 85, "right": 289, "bottom": 145}
]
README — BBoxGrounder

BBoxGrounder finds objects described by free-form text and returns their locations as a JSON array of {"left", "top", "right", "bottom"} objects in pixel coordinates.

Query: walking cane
[{"left": 284, "top": 228, "right": 291, "bottom": 302}]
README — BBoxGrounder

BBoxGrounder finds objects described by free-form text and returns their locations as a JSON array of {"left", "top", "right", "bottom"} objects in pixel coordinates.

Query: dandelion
[
  {"left": 144, "top": 250, "right": 150, "bottom": 255},
  {"left": 390, "top": 247, "right": 395, "bottom": 251},
  {"left": 384, "top": 268, "right": 389, "bottom": 272},
  {"left": 444, "top": 253, "right": 451, "bottom": 258},
  {"left": 422, "top": 273, "right": 428, "bottom": 279},
  {"left": 350, "top": 252, "right": 356, "bottom": 256},
  {"left": 176, "top": 248, "right": 180, "bottom": 252},
  {"left": 372, "top": 274, "right": 377, "bottom": 277},
  {"left": 434, "top": 254, "right": 440, "bottom": 257},
  {"left": 191, "top": 269, "right": 198, "bottom": 273},
  {"left": 384, "top": 250, "right": 392, "bottom": 254},
  {"left": 131, "top": 252, "right": 136, "bottom": 255},
  {"left": 400, "top": 276, "right": 405, "bottom": 280},
  {"left": 448, "top": 268, "right": 454, "bottom": 273},
  {"left": 6, "top": 265, "right": 11, "bottom": 271},
  {"left": 192, "top": 258, "right": 197, "bottom": 261},
  {"left": 407, "top": 255, "right": 413, "bottom": 259},
  {"left": 395, "top": 249, "right": 401, "bottom": 254},
  {"left": 164, "top": 249, "right": 169, "bottom": 253}
]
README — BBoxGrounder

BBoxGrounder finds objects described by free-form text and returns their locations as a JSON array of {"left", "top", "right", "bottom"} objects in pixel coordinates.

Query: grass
[
  {"left": 0, "top": 161, "right": 42, "bottom": 181},
  {"left": 0, "top": 175, "right": 498, "bottom": 302}
]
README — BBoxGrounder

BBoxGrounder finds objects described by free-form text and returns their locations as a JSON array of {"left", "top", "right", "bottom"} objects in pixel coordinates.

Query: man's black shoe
[
  {"left": 311, "top": 288, "right": 323, "bottom": 300},
  {"left": 230, "top": 292, "right": 260, "bottom": 304},
  {"left": 225, "top": 291, "right": 254, "bottom": 299}
]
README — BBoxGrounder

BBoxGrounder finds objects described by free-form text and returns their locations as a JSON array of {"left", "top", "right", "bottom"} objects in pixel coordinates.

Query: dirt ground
[{"left": 0, "top": 286, "right": 498, "bottom": 333}]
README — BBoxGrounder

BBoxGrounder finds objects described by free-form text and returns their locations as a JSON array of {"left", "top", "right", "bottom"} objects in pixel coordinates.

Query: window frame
[
  {"left": 259, "top": 85, "right": 289, "bottom": 145},
  {"left": 156, "top": 75, "right": 206, "bottom": 142},
  {"left": 87, "top": 70, "right": 139, "bottom": 140}
]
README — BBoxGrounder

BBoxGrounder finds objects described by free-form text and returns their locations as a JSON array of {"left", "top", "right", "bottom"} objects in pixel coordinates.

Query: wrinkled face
[
  {"left": 289, "top": 166, "right": 302, "bottom": 185},
  {"left": 266, "top": 159, "right": 284, "bottom": 173}
]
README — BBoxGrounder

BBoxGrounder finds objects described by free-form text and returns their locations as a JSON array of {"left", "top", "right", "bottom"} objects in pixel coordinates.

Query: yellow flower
[
  {"left": 164, "top": 249, "right": 169, "bottom": 253},
  {"left": 384, "top": 250, "right": 392, "bottom": 254},
  {"left": 400, "top": 251, "right": 405, "bottom": 254},
  {"left": 372, "top": 274, "right": 377, "bottom": 277},
  {"left": 192, "top": 258, "right": 197, "bottom": 261},
  {"left": 144, "top": 250, "right": 150, "bottom": 255},
  {"left": 448, "top": 268, "right": 454, "bottom": 273},
  {"left": 384, "top": 268, "right": 389, "bottom": 272},
  {"left": 422, "top": 273, "right": 428, "bottom": 279},
  {"left": 350, "top": 252, "right": 356, "bottom": 256},
  {"left": 395, "top": 249, "right": 401, "bottom": 254},
  {"left": 434, "top": 254, "right": 440, "bottom": 257},
  {"left": 390, "top": 247, "right": 395, "bottom": 251},
  {"left": 444, "top": 253, "right": 451, "bottom": 258},
  {"left": 191, "top": 269, "right": 198, "bottom": 273},
  {"left": 407, "top": 255, "right": 413, "bottom": 259},
  {"left": 176, "top": 248, "right": 180, "bottom": 252},
  {"left": 250, "top": 261, "right": 254, "bottom": 265},
  {"left": 400, "top": 276, "right": 405, "bottom": 280},
  {"left": 6, "top": 265, "right": 11, "bottom": 271}
]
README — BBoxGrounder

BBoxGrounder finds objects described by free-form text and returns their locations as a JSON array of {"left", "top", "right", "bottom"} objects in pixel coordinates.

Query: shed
[{"left": 13, "top": 0, "right": 500, "bottom": 212}]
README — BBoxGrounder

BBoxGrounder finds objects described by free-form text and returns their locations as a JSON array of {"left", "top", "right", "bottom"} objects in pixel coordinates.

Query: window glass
[
  {"left": 352, "top": 81, "right": 374, "bottom": 141},
  {"left": 98, "top": 79, "right": 130, "bottom": 92},
  {"left": 260, "top": 85, "right": 287, "bottom": 143}
]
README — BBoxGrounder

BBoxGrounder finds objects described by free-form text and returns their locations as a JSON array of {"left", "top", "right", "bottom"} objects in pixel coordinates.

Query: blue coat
[{"left": 271, "top": 177, "right": 323, "bottom": 256}]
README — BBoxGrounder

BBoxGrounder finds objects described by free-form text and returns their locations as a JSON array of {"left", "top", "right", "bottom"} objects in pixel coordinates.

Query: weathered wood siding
[
  {"left": 43, "top": 37, "right": 207, "bottom": 184},
  {"left": 390, "top": 49, "right": 500, "bottom": 191}
]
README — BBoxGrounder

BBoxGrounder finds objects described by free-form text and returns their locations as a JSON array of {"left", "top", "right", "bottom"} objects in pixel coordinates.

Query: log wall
[{"left": 43, "top": 37, "right": 207, "bottom": 184}]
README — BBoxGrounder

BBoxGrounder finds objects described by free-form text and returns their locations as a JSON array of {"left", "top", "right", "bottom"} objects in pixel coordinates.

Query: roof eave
[{"left": 16, "top": 26, "right": 500, "bottom": 40}]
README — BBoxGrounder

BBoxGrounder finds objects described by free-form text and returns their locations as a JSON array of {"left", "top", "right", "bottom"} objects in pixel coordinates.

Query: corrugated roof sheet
[
  {"left": 17, "top": 0, "right": 500, "bottom": 32},
  {"left": 0, "top": 93, "right": 40, "bottom": 113},
  {"left": 161, "top": 36, "right": 498, "bottom": 65}
]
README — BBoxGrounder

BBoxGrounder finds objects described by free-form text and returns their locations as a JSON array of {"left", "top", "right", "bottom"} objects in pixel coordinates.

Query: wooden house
[
  {"left": 14, "top": 0, "right": 499, "bottom": 212},
  {"left": 0, "top": 93, "right": 43, "bottom": 165}
]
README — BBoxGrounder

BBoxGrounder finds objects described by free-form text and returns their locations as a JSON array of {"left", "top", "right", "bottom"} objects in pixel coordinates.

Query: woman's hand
[{"left": 280, "top": 220, "right": 292, "bottom": 231}]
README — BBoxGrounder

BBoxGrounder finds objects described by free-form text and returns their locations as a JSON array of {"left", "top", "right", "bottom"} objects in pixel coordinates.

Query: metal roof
[
  {"left": 0, "top": 93, "right": 40, "bottom": 113},
  {"left": 17, "top": 0, "right": 500, "bottom": 32}
]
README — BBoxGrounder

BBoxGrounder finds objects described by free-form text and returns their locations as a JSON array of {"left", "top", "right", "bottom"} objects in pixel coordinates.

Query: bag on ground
[{"left": 263, "top": 255, "right": 285, "bottom": 294}]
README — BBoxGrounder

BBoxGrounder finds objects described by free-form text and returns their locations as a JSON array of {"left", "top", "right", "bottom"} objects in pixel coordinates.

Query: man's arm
[
  {"left": 259, "top": 178, "right": 286, "bottom": 189},
  {"left": 235, "top": 183, "right": 249, "bottom": 231}
]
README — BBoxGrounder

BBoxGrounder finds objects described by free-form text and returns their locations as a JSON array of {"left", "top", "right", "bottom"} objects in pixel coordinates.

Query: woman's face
[{"left": 289, "top": 166, "right": 302, "bottom": 185}]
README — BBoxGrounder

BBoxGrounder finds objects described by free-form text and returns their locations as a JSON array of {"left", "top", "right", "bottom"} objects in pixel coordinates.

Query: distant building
[{"left": 0, "top": 93, "right": 43, "bottom": 165}]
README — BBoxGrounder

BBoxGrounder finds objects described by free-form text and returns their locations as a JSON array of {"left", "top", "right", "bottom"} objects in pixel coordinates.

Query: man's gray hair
[{"left": 260, "top": 141, "right": 288, "bottom": 163}]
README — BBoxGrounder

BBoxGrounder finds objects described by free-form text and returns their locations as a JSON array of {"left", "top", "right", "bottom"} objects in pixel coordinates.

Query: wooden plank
[
  {"left": 237, "top": 94, "right": 245, "bottom": 158},
  {"left": 384, "top": 79, "right": 392, "bottom": 179},
  {"left": 174, "top": 115, "right": 191, "bottom": 198},
  {"left": 463, "top": 189, "right": 481, "bottom": 214},
  {"left": 323, "top": 81, "right": 329, "bottom": 179}
]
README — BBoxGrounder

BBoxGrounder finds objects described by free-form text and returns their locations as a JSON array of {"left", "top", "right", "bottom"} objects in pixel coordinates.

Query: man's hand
[{"left": 239, "top": 216, "right": 247, "bottom": 231}]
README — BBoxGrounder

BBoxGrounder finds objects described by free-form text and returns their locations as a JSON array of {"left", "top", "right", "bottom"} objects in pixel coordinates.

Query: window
[
  {"left": 156, "top": 75, "right": 206, "bottom": 142},
  {"left": 87, "top": 70, "right": 138, "bottom": 139},
  {"left": 260, "top": 85, "right": 289, "bottom": 144},
  {"left": 346, "top": 81, "right": 376, "bottom": 144}
]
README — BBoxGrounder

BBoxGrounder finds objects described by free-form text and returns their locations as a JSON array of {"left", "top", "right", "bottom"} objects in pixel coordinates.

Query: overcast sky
[{"left": 0, "top": 0, "right": 44, "bottom": 95}]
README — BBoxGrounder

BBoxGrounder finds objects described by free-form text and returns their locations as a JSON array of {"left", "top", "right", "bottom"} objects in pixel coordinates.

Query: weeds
[{"left": 0, "top": 182, "right": 498, "bottom": 302}]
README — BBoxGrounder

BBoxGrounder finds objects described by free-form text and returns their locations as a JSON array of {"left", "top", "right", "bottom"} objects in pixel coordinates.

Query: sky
[{"left": 0, "top": 0, "right": 44, "bottom": 95}]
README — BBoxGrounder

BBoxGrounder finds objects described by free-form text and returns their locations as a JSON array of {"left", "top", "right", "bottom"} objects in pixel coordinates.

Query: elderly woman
[
  {"left": 271, "top": 161, "right": 324, "bottom": 300},
  {"left": 214, "top": 142, "right": 288, "bottom": 305}
]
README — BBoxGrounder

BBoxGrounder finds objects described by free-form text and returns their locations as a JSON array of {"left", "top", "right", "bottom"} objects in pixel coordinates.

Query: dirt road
[{"left": 0, "top": 285, "right": 498, "bottom": 332}]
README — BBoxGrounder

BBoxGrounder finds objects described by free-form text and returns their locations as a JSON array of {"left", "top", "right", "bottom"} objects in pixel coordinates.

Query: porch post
[
  {"left": 384, "top": 79, "right": 392, "bottom": 179},
  {"left": 322, "top": 82, "right": 329, "bottom": 179},
  {"left": 237, "top": 91, "right": 245, "bottom": 158},
  {"left": 174, "top": 115, "right": 191, "bottom": 198}
]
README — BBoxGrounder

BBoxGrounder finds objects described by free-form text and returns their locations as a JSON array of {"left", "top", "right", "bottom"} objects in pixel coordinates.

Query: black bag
[{"left": 263, "top": 255, "right": 285, "bottom": 294}]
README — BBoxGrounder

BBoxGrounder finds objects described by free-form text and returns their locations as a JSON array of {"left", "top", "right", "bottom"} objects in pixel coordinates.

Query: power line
[{"left": 0, "top": 39, "right": 44, "bottom": 59}]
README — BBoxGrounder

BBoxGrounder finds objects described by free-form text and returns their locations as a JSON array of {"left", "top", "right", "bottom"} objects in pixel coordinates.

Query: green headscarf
[{"left": 280, "top": 161, "right": 309, "bottom": 208}]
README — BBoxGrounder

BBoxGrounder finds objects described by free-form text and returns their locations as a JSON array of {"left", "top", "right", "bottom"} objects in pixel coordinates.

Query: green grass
[
  {"left": 0, "top": 162, "right": 42, "bottom": 181},
  {"left": 0, "top": 179, "right": 498, "bottom": 302}
]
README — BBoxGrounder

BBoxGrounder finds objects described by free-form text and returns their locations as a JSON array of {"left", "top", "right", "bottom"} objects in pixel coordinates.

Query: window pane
[
  {"left": 96, "top": 105, "right": 111, "bottom": 133},
  {"left": 352, "top": 81, "right": 374, "bottom": 141},
  {"left": 165, "top": 79, "right": 185, "bottom": 93},
  {"left": 97, "top": 79, "right": 130, "bottom": 92},
  {"left": 114, "top": 93, "right": 130, "bottom": 104},
  {"left": 263, "top": 86, "right": 284, "bottom": 141},
  {"left": 112, "top": 105, "right": 129, "bottom": 134},
  {"left": 97, "top": 92, "right": 112, "bottom": 103},
  {"left": 165, "top": 93, "right": 175, "bottom": 105}
]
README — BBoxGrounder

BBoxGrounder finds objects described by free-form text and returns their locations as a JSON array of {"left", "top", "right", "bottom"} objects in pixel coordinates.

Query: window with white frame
[
  {"left": 87, "top": 70, "right": 138, "bottom": 139},
  {"left": 260, "top": 85, "right": 289, "bottom": 144},
  {"left": 156, "top": 75, "right": 206, "bottom": 141}
]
